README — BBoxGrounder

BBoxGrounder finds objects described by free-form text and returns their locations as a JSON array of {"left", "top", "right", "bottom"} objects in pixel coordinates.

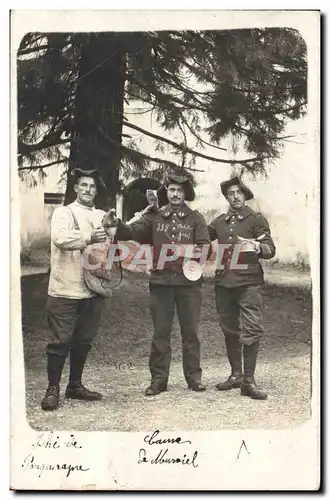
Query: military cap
[
  {"left": 157, "top": 173, "right": 195, "bottom": 204},
  {"left": 220, "top": 175, "right": 254, "bottom": 201},
  {"left": 71, "top": 168, "right": 107, "bottom": 193}
]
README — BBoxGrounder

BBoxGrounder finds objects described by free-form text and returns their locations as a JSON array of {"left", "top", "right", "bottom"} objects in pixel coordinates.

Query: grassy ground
[{"left": 21, "top": 270, "right": 312, "bottom": 432}]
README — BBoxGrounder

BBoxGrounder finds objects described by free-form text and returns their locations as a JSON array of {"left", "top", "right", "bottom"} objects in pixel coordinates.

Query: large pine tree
[{"left": 17, "top": 29, "right": 307, "bottom": 208}]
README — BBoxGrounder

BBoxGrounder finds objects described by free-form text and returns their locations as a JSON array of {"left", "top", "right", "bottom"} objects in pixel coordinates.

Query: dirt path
[{"left": 21, "top": 270, "right": 312, "bottom": 432}]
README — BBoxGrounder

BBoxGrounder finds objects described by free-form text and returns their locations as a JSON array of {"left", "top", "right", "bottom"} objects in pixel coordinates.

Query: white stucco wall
[
  {"left": 19, "top": 181, "right": 45, "bottom": 244},
  {"left": 19, "top": 165, "right": 66, "bottom": 244},
  {"left": 189, "top": 117, "right": 312, "bottom": 264}
]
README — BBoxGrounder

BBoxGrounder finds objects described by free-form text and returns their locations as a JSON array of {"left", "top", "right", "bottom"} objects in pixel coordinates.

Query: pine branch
[
  {"left": 75, "top": 55, "right": 115, "bottom": 84},
  {"left": 17, "top": 38, "right": 72, "bottom": 58},
  {"left": 31, "top": 114, "right": 70, "bottom": 145},
  {"left": 122, "top": 120, "right": 261, "bottom": 165},
  {"left": 18, "top": 137, "right": 70, "bottom": 157},
  {"left": 181, "top": 59, "right": 217, "bottom": 87},
  {"left": 130, "top": 76, "right": 209, "bottom": 114},
  {"left": 271, "top": 100, "right": 307, "bottom": 116},
  {"left": 159, "top": 73, "right": 210, "bottom": 110},
  {"left": 17, "top": 34, "right": 49, "bottom": 54},
  {"left": 179, "top": 113, "right": 227, "bottom": 152},
  {"left": 127, "top": 86, "right": 226, "bottom": 153},
  {"left": 126, "top": 89, "right": 156, "bottom": 107},
  {"left": 176, "top": 120, "right": 188, "bottom": 168},
  {"left": 17, "top": 44, "right": 50, "bottom": 57},
  {"left": 279, "top": 136, "right": 306, "bottom": 145},
  {"left": 18, "top": 159, "right": 67, "bottom": 171},
  {"left": 98, "top": 125, "right": 204, "bottom": 173},
  {"left": 155, "top": 66, "right": 212, "bottom": 109},
  {"left": 278, "top": 133, "right": 307, "bottom": 140}
]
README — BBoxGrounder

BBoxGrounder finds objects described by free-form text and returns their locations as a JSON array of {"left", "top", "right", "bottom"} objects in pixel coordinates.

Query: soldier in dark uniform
[
  {"left": 208, "top": 176, "right": 276, "bottom": 400},
  {"left": 107, "top": 174, "right": 210, "bottom": 396}
]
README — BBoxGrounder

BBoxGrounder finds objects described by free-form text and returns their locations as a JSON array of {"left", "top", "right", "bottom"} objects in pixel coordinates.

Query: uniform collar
[
  {"left": 224, "top": 205, "right": 253, "bottom": 222},
  {"left": 160, "top": 203, "right": 192, "bottom": 219}
]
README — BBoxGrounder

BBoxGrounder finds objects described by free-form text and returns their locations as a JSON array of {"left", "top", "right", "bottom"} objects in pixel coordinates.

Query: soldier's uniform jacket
[
  {"left": 116, "top": 203, "right": 210, "bottom": 286},
  {"left": 208, "top": 205, "right": 276, "bottom": 288}
]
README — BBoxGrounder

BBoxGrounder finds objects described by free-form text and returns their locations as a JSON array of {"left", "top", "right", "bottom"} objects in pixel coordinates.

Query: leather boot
[
  {"left": 216, "top": 337, "right": 243, "bottom": 390},
  {"left": 41, "top": 386, "right": 60, "bottom": 411},
  {"left": 65, "top": 384, "right": 103, "bottom": 401},
  {"left": 145, "top": 381, "right": 168, "bottom": 397},
  {"left": 188, "top": 382, "right": 206, "bottom": 392},
  {"left": 241, "top": 342, "right": 267, "bottom": 400},
  {"left": 65, "top": 344, "right": 102, "bottom": 401},
  {"left": 41, "top": 354, "right": 66, "bottom": 411}
]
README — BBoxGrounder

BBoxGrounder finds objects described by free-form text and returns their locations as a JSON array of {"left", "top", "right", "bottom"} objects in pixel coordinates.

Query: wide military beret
[
  {"left": 71, "top": 168, "right": 107, "bottom": 193},
  {"left": 157, "top": 173, "right": 195, "bottom": 204},
  {"left": 220, "top": 176, "right": 254, "bottom": 201}
]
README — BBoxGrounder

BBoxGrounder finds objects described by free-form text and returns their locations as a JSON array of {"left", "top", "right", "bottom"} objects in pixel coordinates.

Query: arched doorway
[{"left": 122, "top": 178, "right": 161, "bottom": 221}]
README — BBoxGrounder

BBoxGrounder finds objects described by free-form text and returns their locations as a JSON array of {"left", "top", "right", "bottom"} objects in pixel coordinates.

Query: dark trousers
[
  {"left": 149, "top": 284, "right": 202, "bottom": 385},
  {"left": 46, "top": 295, "right": 104, "bottom": 357},
  {"left": 215, "top": 285, "right": 263, "bottom": 346}
]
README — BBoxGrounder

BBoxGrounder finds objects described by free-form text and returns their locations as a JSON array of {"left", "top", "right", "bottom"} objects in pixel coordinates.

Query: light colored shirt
[{"left": 48, "top": 200, "right": 106, "bottom": 299}]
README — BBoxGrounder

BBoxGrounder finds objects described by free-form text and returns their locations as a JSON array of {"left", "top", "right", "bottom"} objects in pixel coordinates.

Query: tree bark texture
[{"left": 64, "top": 33, "right": 126, "bottom": 209}]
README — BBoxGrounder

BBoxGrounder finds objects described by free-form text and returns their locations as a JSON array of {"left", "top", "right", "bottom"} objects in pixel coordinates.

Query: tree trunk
[{"left": 64, "top": 33, "right": 126, "bottom": 209}]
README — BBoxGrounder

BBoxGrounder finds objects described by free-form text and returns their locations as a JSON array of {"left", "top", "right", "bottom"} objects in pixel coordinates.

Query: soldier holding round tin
[{"left": 106, "top": 174, "right": 211, "bottom": 396}]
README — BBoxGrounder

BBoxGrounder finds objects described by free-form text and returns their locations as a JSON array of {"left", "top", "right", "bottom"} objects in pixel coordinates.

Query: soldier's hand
[
  {"left": 146, "top": 189, "right": 159, "bottom": 207},
  {"left": 102, "top": 209, "right": 119, "bottom": 228},
  {"left": 236, "top": 235, "right": 261, "bottom": 253},
  {"left": 141, "top": 204, "right": 158, "bottom": 215},
  {"left": 90, "top": 227, "right": 108, "bottom": 243}
]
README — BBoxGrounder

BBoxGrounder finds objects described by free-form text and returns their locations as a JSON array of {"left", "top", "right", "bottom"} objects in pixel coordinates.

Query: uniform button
[
  {"left": 228, "top": 236, "right": 232, "bottom": 240},
  {"left": 230, "top": 228, "right": 233, "bottom": 232},
  {"left": 172, "top": 220, "right": 175, "bottom": 223}
]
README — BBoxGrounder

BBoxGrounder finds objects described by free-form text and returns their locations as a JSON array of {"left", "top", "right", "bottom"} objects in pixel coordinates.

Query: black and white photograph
[{"left": 10, "top": 9, "right": 320, "bottom": 491}]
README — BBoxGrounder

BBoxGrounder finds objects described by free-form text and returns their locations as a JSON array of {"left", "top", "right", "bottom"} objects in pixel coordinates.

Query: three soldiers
[{"left": 42, "top": 170, "right": 275, "bottom": 410}]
